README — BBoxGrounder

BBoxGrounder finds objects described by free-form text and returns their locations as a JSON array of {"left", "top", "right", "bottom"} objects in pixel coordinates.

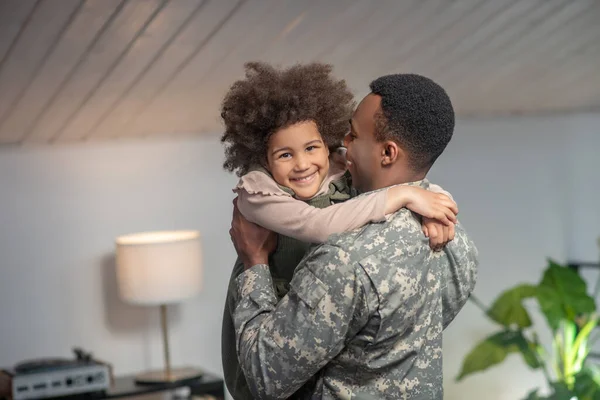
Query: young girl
[{"left": 220, "top": 62, "right": 457, "bottom": 400}]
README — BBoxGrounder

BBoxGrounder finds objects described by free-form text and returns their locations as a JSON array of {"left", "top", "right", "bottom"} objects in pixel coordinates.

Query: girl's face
[{"left": 266, "top": 120, "right": 330, "bottom": 200}]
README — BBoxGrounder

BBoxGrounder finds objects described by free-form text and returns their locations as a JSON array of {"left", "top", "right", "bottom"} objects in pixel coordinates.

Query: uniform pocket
[{"left": 289, "top": 268, "right": 327, "bottom": 309}]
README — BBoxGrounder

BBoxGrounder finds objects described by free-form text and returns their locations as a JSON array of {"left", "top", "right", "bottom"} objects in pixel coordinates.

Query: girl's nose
[{"left": 294, "top": 154, "right": 310, "bottom": 171}]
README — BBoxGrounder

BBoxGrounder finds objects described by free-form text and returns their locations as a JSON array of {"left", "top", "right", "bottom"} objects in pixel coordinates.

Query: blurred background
[{"left": 0, "top": 1, "right": 599, "bottom": 399}]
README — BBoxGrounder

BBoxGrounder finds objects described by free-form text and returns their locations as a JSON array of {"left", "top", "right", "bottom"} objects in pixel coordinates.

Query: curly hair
[
  {"left": 221, "top": 62, "right": 355, "bottom": 176},
  {"left": 369, "top": 74, "right": 455, "bottom": 172}
]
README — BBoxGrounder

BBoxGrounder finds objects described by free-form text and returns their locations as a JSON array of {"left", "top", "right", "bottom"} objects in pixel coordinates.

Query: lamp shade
[{"left": 115, "top": 230, "right": 203, "bottom": 305}]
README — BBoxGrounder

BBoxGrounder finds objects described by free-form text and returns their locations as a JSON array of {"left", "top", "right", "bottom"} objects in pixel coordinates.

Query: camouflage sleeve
[
  {"left": 221, "top": 257, "right": 255, "bottom": 400},
  {"left": 231, "top": 244, "right": 371, "bottom": 399},
  {"left": 441, "top": 222, "right": 479, "bottom": 328}
]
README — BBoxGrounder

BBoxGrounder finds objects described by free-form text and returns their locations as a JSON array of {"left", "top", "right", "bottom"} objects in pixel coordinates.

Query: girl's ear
[
  {"left": 261, "top": 156, "right": 270, "bottom": 172},
  {"left": 263, "top": 135, "right": 274, "bottom": 171}
]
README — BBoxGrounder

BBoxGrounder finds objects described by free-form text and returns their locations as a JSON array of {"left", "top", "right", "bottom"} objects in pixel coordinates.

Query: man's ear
[{"left": 381, "top": 140, "right": 402, "bottom": 166}]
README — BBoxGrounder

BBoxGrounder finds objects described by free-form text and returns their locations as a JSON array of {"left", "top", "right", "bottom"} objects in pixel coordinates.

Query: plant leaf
[
  {"left": 456, "top": 330, "right": 539, "bottom": 381},
  {"left": 524, "top": 382, "right": 579, "bottom": 400},
  {"left": 488, "top": 284, "right": 537, "bottom": 328},
  {"left": 515, "top": 335, "right": 543, "bottom": 369},
  {"left": 537, "top": 259, "right": 596, "bottom": 331},
  {"left": 547, "top": 382, "right": 577, "bottom": 400},
  {"left": 523, "top": 389, "right": 542, "bottom": 400},
  {"left": 574, "top": 365, "right": 600, "bottom": 400}
]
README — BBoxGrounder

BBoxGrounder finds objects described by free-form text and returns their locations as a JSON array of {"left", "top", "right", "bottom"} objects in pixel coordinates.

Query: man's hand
[
  {"left": 423, "top": 217, "right": 455, "bottom": 251},
  {"left": 230, "top": 198, "right": 277, "bottom": 270}
]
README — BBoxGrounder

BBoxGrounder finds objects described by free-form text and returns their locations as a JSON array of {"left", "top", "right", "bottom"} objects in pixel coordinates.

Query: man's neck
[
  {"left": 358, "top": 173, "right": 428, "bottom": 196},
  {"left": 371, "top": 168, "right": 427, "bottom": 191}
]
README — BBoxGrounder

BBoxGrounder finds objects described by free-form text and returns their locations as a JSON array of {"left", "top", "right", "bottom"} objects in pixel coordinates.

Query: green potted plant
[{"left": 457, "top": 260, "right": 600, "bottom": 400}]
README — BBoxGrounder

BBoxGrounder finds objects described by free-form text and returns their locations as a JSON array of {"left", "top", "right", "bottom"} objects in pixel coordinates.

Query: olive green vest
[{"left": 221, "top": 168, "right": 352, "bottom": 399}]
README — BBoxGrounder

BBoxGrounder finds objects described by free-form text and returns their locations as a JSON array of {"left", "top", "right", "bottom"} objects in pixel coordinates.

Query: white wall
[
  {"left": 0, "top": 114, "right": 599, "bottom": 400},
  {"left": 564, "top": 114, "right": 600, "bottom": 262},
  {"left": 434, "top": 113, "right": 600, "bottom": 399},
  {"left": 0, "top": 136, "right": 239, "bottom": 378}
]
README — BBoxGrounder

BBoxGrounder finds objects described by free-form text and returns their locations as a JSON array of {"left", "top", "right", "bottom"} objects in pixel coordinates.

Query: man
[{"left": 229, "top": 74, "right": 478, "bottom": 399}]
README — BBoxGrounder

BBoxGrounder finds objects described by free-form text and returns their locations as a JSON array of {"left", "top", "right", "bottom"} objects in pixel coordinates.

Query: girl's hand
[
  {"left": 404, "top": 187, "right": 458, "bottom": 226},
  {"left": 423, "top": 217, "right": 455, "bottom": 251},
  {"left": 385, "top": 185, "right": 459, "bottom": 249}
]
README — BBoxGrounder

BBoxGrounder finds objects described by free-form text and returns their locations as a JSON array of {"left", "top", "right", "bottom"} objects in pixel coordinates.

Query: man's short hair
[{"left": 369, "top": 74, "right": 455, "bottom": 172}]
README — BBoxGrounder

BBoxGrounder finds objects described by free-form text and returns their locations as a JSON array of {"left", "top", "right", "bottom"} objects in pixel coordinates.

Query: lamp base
[{"left": 134, "top": 367, "right": 203, "bottom": 385}]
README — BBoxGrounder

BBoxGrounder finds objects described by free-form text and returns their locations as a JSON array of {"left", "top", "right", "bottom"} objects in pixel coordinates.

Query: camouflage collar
[{"left": 355, "top": 178, "right": 430, "bottom": 197}]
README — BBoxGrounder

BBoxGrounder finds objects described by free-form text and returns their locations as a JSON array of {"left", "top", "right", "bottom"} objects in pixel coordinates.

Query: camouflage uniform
[
  {"left": 222, "top": 169, "right": 353, "bottom": 399},
  {"left": 231, "top": 180, "right": 479, "bottom": 399}
]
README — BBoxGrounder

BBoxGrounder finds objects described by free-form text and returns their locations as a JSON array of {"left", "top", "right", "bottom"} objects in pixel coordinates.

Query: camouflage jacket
[
  {"left": 231, "top": 180, "right": 479, "bottom": 399},
  {"left": 222, "top": 169, "right": 353, "bottom": 400}
]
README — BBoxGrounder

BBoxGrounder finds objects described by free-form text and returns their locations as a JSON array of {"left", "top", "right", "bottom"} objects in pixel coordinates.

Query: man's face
[{"left": 344, "top": 94, "right": 382, "bottom": 193}]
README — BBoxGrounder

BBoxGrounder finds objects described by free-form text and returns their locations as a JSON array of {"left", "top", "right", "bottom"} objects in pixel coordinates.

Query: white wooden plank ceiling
[{"left": 0, "top": 0, "right": 599, "bottom": 145}]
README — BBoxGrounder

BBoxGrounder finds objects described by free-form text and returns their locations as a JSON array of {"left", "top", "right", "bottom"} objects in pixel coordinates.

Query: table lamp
[{"left": 115, "top": 230, "right": 203, "bottom": 384}]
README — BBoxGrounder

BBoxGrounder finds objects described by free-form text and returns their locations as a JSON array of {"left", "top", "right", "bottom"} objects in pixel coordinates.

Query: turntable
[{"left": 0, "top": 348, "right": 111, "bottom": 400}]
